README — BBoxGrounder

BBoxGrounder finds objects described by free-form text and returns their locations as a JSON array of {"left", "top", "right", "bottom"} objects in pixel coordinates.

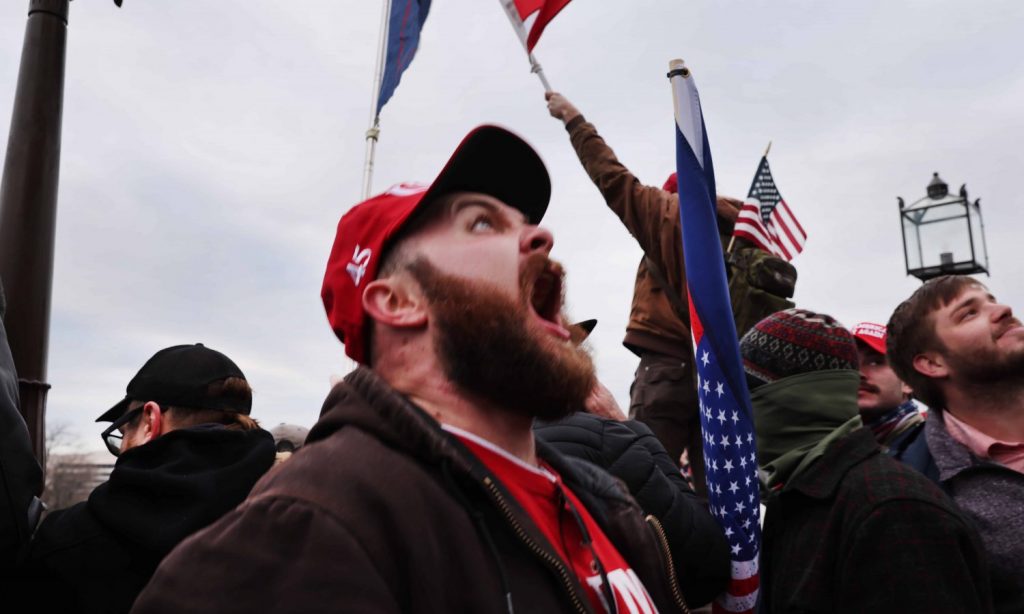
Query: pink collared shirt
[{"left": 944, "top": 411, "right": 1024, "bottom": 474}]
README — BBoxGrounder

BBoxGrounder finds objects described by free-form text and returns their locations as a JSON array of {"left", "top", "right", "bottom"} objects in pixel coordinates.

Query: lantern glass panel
[
  {"left": 902, "top": 213, "right": 923, "bottom": 271},
  {"left": 913, "top": 202, "right": 972, "bottom": 270},
  {"left": 967, "top": 201, "right": 987, "bottom": 270}
]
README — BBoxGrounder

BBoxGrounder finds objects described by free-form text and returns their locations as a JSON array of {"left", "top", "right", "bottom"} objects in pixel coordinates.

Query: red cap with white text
[
  {"left": 850, "top": 322, "right": 887, "bottom": 355},
  {"left": 321, "top": 125, "right": 551, "bottom": 364}
]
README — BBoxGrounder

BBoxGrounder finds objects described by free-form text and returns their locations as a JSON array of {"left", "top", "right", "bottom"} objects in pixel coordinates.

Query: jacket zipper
[
  {"left": 645, "top": 514, "right": 690, "bottom": 614},
  {"left": 483, "top": 476, "right": 589, "bottom": 614}
]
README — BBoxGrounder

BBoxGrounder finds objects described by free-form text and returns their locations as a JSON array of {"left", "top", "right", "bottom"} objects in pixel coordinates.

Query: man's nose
[
  {"left": 521, "top": 224, "right": 554, "bottom": 255},
  {"left": 992, "top": 301, "right": 1013, "bottom": 323}
]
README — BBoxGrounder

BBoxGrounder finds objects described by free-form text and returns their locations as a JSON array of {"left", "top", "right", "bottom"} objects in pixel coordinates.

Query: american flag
[
  {"left": 733, "top": 156, "right": 806, "bottom": 261},
  {"left": 669, "top": 60, "right": 761, "bottom": 614}
]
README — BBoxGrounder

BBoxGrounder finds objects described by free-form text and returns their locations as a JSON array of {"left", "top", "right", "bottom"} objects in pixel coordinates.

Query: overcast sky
[{"left": 1, "top": 0, "right": 1022, "bottom": 453}]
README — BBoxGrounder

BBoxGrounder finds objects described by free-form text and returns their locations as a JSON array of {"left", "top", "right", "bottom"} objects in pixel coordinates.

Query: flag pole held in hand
[{"left": 498, "top": 0, "right": 559, "bottom": 91}]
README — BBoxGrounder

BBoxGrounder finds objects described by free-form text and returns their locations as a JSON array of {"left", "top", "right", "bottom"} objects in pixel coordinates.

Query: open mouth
[{"left": 527, "top": 261, "right": 570, "bottom": 340}]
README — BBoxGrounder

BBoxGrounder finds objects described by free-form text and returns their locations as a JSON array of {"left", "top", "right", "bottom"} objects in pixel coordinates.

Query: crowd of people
[{"left": 0, "top": 94, "right": 1020, "bottom": 613}]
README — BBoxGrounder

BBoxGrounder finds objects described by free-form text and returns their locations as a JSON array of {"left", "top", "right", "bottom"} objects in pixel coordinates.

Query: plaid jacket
[{"left": 761, "top": 427, "right": 993, "bottom": 613}]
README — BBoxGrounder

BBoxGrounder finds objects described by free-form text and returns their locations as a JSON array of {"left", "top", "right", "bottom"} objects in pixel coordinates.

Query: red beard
[{"left": 407, "top": 256, "right": 594, "bottom": 421}]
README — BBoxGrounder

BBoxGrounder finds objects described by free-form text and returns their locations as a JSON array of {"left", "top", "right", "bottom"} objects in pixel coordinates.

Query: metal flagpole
[
  {"left": 362, "top": 0, "right": 392, "bottom": 200},
  {"left": 498, "top": 0, "right": 553, "bottom": 91},
  {"left": 0, "top": 0, "right": 72, "bottom": 465}
]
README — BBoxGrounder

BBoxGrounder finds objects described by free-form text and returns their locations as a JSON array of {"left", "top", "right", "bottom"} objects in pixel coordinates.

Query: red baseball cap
[
  {"left": 321, "top": 125, "right": 551, "bottom": 363},
  {"left": 850, "top": 322, "right": 887, "bottom": 355}
]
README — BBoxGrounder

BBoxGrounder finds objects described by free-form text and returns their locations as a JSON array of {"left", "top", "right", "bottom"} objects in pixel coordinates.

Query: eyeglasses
[{"left": 100, "top": 407, "right": 144, "bottom": 457}]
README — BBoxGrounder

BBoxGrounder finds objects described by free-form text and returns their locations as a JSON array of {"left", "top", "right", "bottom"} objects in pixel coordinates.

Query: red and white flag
[
  {"left": 733, "top": 156, "right": 806, "bottom": 260},
  {"left": 503, "top": 0, "right": 573, "bottom": 51}
]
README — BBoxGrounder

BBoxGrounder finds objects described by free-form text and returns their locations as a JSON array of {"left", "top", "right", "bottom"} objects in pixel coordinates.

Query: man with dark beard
[
  {"left": 887, "top": 275, "right": 1024, "bottom": 613},
  {"left": 134, "top": 126, "right": 715, "bottom": 613}
]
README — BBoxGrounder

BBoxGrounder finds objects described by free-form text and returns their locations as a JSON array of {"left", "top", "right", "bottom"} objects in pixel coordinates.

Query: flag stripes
[{"left": 733, "top": 156, "right": 806, "bottom": 261}]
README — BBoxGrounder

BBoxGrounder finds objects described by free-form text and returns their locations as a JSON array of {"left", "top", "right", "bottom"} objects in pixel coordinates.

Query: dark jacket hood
[{"left": 88, "top": 425, "right": 275, "bottom": 555}]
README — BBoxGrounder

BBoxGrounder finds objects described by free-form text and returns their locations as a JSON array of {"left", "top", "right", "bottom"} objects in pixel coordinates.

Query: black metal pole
[{"left": 0, "top": 0, "right": 70, "bottom": 465}]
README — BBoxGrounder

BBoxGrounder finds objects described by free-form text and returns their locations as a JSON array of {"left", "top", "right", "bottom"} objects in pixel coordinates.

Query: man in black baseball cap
[
  {"left": 97, "top": 343, "right": 255, "bottom": 455},
  {"left": 11, "top": 343, "right": 275, "bottom": 614}
]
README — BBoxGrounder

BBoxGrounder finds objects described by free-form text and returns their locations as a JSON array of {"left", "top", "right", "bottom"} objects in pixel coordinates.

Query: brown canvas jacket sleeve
[
  {"left": 131, "top": 495, "right": 401, "bottom": 614},
  {"left": 567, "top": 117, "right": 686, "bottom": 298}
]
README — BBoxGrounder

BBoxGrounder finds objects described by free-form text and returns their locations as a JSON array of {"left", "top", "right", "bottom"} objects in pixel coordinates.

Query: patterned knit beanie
[{"left": 739, "top": 308, "right": 859, "bottom": 388}]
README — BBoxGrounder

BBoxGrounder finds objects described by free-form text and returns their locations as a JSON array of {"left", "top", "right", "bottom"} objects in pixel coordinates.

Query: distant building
[{"left": 44, "top": 452, "right": 114, "bottom": 511}]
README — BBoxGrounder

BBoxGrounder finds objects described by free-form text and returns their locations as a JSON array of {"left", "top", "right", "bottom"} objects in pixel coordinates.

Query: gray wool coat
[{"left": 920, "top": 412, "right": 1024, "bottom": 614}]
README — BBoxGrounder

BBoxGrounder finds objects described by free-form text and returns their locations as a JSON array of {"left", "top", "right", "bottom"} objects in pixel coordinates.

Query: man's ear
[
  {"left": 901, "top": 382, "right": 913, "bottom": 399},
  {"left": 140, "top": 401, "right": 163, "bottom": 443},
  {"left": 362, "top": 275, "right": 428, "bottom": 330},
  {"left": 912, "top": 351, "right": 948, "bottom": 379}
]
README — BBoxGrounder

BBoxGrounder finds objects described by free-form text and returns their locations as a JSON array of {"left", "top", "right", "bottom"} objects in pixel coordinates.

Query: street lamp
[{"left": 898, "top": 172, "right": 989, "bottom": 282}]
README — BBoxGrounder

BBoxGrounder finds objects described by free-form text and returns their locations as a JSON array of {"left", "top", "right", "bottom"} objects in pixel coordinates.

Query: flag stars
[
  {"left": 747, "top": 433, "right": 754, "bottom": 444},
  {"left": 715, "top": 382, "right": 724, "bottom": 397},
  {"left": 702, "top": 379, "right": 710, "bottom": 395},
  {"left": 731, "top": 543, "right": 741, "bottom": 556},
  {"left": 740, "top": 457, "right": 748, "bottom": 469},
  {"left": 744, "top": 475, "right": 752, "bottom": 487},
  {"left": 742, "top": 518, "right": 752, "bottom": 530},
  {"left": 717, "top": 410, "right": 726, "bottom": 425},
  {"left": 728, "top": 481, "right": 739, "bottom": 494},
  {"left": 724, "top": 527, "right": 734, "bottom": 538},
  {"left": 720, "top": 435, "right": 731, "bottom": 448},
  {"left": 710, "top": 460, "right": 719, "bottom": 473},
  {"left": 701, "top": 350, "right": 710, "bottom": 366},
  {"left": 735, "top": 501, "right": 746, "bottom": 514},
  {"left": 715, "top": 483, "right": 723, "bottom": 495},
  {"left": 731, "top": 410, "right": 739, "bottom": 424},
  {"left": 724, "top": 460, "right": 734, "bottom": 473}
]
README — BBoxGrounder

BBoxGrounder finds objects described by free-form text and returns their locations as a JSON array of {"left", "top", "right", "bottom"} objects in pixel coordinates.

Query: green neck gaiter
[{"left": 751, "top": 370, "right": 862, "bottom": 489}]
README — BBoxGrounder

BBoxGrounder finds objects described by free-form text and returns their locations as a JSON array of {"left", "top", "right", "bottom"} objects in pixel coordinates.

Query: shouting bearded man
[{"left": 134, "top": 126, "right": 715, "bottom": 613}]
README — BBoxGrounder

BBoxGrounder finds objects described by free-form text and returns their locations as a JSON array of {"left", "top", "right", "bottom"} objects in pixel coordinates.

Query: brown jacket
[
  {"left": 132, "top": 368, "right": 696, "bottom": 613},
  {"left": 567, "top": 117, "right": 736, "bottom": 359}
]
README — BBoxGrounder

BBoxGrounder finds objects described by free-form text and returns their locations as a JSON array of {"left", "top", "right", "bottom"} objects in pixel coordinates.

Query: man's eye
[{"left": 470, "top": 216, "right": 495, "bottom": 232}]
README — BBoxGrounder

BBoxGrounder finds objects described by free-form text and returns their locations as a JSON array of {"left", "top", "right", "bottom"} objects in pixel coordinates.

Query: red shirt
[{"left": 445, "top": 425, "right": 659, "bottom": 614}]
